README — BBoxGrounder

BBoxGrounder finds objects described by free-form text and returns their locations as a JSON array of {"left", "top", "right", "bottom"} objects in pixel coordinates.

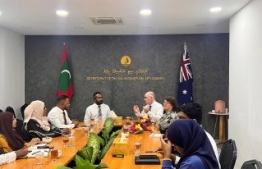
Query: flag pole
[
  {"left": 63, "top": 42, "right": 65, "bottom": 45},
  {"left": 184, "top": 42, "right": 187, "bottom": 51}
]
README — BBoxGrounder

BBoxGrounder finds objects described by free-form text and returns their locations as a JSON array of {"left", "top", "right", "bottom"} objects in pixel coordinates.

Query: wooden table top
[
  {"left": 1, "top": 127, "right": 92, "bottom": 169},
  {"left": 2, "top": 120, "right": 163, "bottom": 169},
  {"left": 101, "top": 130, "right": 163, "bottom": 169}
]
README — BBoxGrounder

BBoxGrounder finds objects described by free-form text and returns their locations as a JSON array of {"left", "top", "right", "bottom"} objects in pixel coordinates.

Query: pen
[{"left": 32, "top": 151, "right": 40, "bottom": 155}]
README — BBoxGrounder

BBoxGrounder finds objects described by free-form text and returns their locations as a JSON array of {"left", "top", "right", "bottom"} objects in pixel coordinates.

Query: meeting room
[{"left": 0, "top": 0, "right": 262, "bottom": 169}]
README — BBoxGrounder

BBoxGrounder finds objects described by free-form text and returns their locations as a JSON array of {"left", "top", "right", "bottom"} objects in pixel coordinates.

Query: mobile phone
[
  {"left": 37, "top": 146, "right": 49, "bottom": 149},
  {"left": 37, "top": 145, "right": 53, "bottom": 149},
  {"left": 139, "top": 155, "right": 158, "bottom": 159}
]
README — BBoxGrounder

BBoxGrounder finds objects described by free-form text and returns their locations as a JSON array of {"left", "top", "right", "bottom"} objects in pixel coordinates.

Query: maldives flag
[
  {"left": 177, "top": 42, "right": 194, "bottom": 105},
  {"left": 56, "top": 44, "right": 74, "bottom": 99}
]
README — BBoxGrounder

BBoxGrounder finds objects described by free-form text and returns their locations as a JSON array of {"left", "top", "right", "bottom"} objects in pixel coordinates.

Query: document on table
[{"left": 149, "top": 133, "right": 162, "bottom": 138}]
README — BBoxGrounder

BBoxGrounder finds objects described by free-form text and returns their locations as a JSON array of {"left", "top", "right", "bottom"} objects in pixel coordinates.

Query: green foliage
[
  {"left": 109, "top": 129, "right": 120, "bottom": 139},
  {"left": 77, "top": 146, "right": 93, "bottom": 161},
  {"left": 75, "top": 155, "right": 108, "bottom": 169},
  {"left": 101, "top": 128, "right": 110, "bottom": 143},
  {"left": 56, "top": 166, "right": 72, "bottom": 169},
  {"left": 103, "top": 118, "right": 114, "bottom": 134},
  {"left": 86, "top": 133, "right": 101, "bottom": 164},
  {"left": 97, "top": 135, "right": 106, "bottom": 147},
  {"left": 100, "top": 137, "right": 115, "bottom": 159},
  {"left": 75, "top": 118, "right": 119, "bottom": 167},
  {"left": 87, "top": 133, "right": 101, "bottom": 150}
]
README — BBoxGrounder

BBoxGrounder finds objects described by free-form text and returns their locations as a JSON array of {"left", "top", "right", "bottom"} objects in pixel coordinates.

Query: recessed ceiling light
[
  {"left": 56, "top": 10, "right": 69, "bottom": 17},
  {"left": 210, "top": 7, "right": 222, "bottom": 13},
  {"left": 0, "top": 11, "right": 2, "bottom": 15},
  {"left": 140, "top": 9, "right": 152, "bottom": 16}
]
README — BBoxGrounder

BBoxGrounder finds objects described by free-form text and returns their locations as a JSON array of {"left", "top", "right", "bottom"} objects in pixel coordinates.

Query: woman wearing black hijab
[
  {"left": 161, "top": 119, "right": 219, "bottom": 169},
  {"left": 0, "top": 112, "right": 40, "bottom": 152},
  {"left": 5, "top": 106, "right": 24, "bottom": 138}
]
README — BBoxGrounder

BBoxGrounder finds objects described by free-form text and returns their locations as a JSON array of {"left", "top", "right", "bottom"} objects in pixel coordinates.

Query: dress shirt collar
[
  {"left": 150, "top": 101, "right": 158, "bottom": 107},
  {"left": 55, "top": 106, "right": 64, "bottom": 113}
]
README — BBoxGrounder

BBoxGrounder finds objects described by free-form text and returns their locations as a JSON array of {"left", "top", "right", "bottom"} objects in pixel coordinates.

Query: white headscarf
[{"left": 24, "top": 100, "right": 50, "bottom": 131}]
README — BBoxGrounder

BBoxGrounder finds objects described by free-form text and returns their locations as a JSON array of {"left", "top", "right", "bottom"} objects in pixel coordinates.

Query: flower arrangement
[{"left": 128, "top": 115, "right": 151, "bottom": 134}]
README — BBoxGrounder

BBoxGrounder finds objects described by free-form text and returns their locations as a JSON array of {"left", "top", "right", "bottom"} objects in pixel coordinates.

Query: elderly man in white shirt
[
  {"left": 84, "top": 92, "right": 111, "bottom": 121},
  {"left": 133, "top": 91, "right": 163, "bottom": 122},
  {"left": 0, "top": 148, "right": 27, "bottom": 165},
  {"left": 48, "top": 95, "right": 79, "bottom": 129}
]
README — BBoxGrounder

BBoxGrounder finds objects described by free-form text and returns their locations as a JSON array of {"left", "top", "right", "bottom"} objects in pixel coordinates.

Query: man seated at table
[
  {"left": 84, "top": 92, "right": 111, "bottom": 121},
  {"left": 0, "top": 148, "right": 28, "bottom": 165},
  {"left": 48, "top": 95, "right": 79, "bottom": 129},
  {"left": 133, "top": 91, "right": 163, "bottom": 122},
  {"left": 162, "top": 102, "right": 220, "bottom": 168}
]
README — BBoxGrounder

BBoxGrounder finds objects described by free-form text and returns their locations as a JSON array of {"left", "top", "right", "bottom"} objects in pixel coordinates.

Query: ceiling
[{"left": 0, "top": 0, "right": 251, "bottom": 35}]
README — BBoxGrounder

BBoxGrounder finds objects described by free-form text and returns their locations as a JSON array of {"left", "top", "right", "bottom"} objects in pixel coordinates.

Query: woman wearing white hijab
[{"left": 22, "top": 100, "right": 69, "bottom": 140}]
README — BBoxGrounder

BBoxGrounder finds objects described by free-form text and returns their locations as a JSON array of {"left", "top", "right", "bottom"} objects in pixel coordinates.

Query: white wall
[
  {"left": 0, "top": 27, "right": 25, "bottom": 119},
  {"left": 229, "top": 0, "right": 262, "bottom": 168}
]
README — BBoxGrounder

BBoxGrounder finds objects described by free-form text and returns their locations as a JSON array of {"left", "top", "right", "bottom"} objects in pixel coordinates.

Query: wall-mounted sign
[{"left": 120, "top": 55, "right": 131, "bottom": 67}]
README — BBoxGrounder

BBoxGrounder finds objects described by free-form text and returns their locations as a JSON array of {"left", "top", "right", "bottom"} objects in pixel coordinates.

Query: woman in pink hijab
[{"left": 22, "top": 100, "right": 69, "bottom": 140}]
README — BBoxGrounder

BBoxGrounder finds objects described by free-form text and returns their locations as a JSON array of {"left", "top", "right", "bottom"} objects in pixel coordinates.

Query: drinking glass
[
  {"left": 123, "top": 124, "right": 129, "bottom": 137},
  {"left": 62, "top": 135, "right": 69, "bottom": 147},
  {"left": 68, "top": 136, "right": 75, "bottom": 147},
  {"left": 125, "top": 117, "right": 132, "bottom": 125},
  {"left": 50, "top": 149, "right": 58, "bottom": 162},
  {"left": 84, "top": 127, "right": 90, "bottom": 137},
  {"left": 151, "top": 122, "right": 156, "bottom": 133},
  {"left": 35, "top": 151, "right": 44, "bottom": 166},
  {"left": 90, "top": 119, "right": 96, "bottom": 133},
  {"left": 134, "top": 141, "right": 141, "bottom": 156}
]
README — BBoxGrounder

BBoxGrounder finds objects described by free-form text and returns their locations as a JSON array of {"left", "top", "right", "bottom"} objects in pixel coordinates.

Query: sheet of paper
[
  {"left": 27, "top": 149, "right": 49, "bottom": 158},
  {"left": 149, "top": 133, "right": 162, "bottom": 138}
]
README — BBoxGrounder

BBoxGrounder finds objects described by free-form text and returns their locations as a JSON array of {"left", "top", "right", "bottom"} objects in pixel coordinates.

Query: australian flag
[{"left": 177, "top": 43, "right": 194, "bottom": 105}]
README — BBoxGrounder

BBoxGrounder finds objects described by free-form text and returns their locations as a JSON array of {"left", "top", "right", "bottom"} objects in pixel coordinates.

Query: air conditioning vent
[{"left": 90, "top": 17, "right": 123, "bottom": 25}]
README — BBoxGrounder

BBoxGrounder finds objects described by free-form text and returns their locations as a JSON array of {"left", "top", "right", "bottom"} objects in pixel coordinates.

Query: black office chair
[
  {"left": 241, "top": 159, "right": 262, "bottom": 169},
  {"left": 219, "top": 139, "right": 237, "bottom": 169}
]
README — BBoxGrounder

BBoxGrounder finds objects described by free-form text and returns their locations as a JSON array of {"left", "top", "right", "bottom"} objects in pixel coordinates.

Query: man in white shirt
[
  {"left": 0, "top": 148, "right": 27, "bottom": 165},
  {"left": 133, "top": 91, "right": 163, "bottom": 122},
  {"left": 48, "top": 95, "right": 79, "bottom": 129},
  {"left": 84, "top": 92, "right": 111, "bottom": 121}
]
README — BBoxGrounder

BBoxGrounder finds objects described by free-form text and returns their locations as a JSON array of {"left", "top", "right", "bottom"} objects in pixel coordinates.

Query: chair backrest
[
  {"left": 219, "top": 139, "right": 237, "bottom": 169},
  {"left": 241, "top": 159, "right": 262, "bottom": 169}
]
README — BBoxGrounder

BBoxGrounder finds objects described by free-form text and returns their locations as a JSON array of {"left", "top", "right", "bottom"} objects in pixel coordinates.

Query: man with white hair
[{"left": 133, "top": 91, "right": 163, "bottom": 122}]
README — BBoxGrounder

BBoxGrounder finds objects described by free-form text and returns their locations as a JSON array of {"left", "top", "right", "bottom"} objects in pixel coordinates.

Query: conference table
[
  {"left": 101, "top": 119, "right": 163, "bottom": 169},
  {"left": 101, "top": 127, "right": 163, "bottom": 169},
  {"left": 1, "top": 120, "right": 163, "bottom": 169},
  {"left": 1, "top": 126, "right": 93, "bottom": 169}
]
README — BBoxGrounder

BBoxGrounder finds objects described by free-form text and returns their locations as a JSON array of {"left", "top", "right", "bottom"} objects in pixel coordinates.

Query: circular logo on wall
[{"left": 120, "top": 55, "right": 132, "bottom": 67}]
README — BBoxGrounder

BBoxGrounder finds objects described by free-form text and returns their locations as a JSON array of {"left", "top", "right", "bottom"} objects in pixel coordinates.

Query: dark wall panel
[{"left": 25, "top": 34, "right": 229, "bottom": 134}]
